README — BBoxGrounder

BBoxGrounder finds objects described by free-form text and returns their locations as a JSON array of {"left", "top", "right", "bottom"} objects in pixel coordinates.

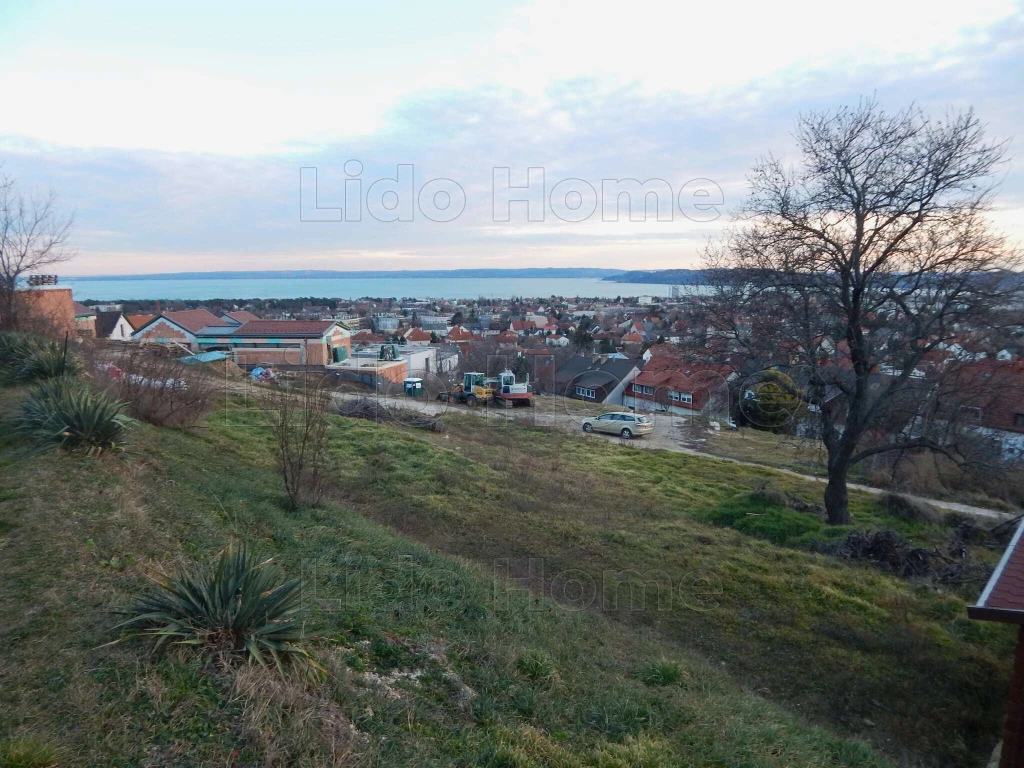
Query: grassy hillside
[{"left": 0, "top": 385, "right": 1012, "bottom": 766}]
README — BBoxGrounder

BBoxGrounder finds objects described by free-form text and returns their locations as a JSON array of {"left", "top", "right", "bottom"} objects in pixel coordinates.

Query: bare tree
[
  {"left": 260, "top": 374, "right": 333, "bottom": 510},
  {"left": 704, "top": 99, "right": 1022, "bottom": 524},
  {"left": 0, "top": 174, "right": 75, "bottom": 330}
]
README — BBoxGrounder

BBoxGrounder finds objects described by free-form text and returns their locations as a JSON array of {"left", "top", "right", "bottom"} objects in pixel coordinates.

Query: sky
[{"left": 1, "top": 0, "right": 1023, "bottom": 276}]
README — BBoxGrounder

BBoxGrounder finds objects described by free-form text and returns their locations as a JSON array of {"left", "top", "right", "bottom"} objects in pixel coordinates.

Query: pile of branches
[
  {"left": 819, "top": 528, "right": 993, "bottom": 584},
  {"left": 822, "top": 529, "right": 938, "bottom": 578},
  {"left": 335, "top": 395, "right": 444, "bottom": 433}
]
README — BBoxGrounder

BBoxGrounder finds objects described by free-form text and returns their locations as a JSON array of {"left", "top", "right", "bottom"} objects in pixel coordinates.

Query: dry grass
[{"left": 233, "top": 665, "right": 363, "bottom": 767}]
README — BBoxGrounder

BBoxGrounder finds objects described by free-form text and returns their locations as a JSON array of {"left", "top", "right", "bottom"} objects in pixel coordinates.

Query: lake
[{"left": 64, "top": 276, "right": 696, "bottom": 302}]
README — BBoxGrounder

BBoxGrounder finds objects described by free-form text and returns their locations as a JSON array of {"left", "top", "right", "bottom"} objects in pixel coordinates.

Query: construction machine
[
  {"left": 437, "top": 372, "right": 494, "bottom": 407},
  {"left": 486, "top": 368, "right": 534, "bottom": 407}
]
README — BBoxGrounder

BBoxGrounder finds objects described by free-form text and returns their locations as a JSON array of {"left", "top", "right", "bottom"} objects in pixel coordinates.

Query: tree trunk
[{"left": 824, "top": 455, "right": 852, "bottom": 525}]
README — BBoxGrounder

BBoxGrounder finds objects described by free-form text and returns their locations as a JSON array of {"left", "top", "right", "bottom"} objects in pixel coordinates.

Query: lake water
[{"left": 65, "top": 276, "right": 694, "bottom": 302}]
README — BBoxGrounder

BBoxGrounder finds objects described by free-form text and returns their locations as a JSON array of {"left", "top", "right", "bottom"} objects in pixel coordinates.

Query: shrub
[
  {"left": 115, "top": 543, "right": 319, "bottom": 678},
  {"left": 516, "top": 649, "right": 559, "bottom": 687},
  {"left": 0, "top": 332, "right": 42, "bottom": 370},
  {"left": 98, "top": 346, "right": 218, "bottom": 427},
  {"left": 12, "top": 378, "right": 132, "bottom": 454},
  {"left": 258, "top": 375, "right": 333, "bottom": 510},
  {"left": 640, "top": 659, "right": 685, "bottom": 687},
  {"left": 14, "top": 341, "right": 82, "bottom": 381},
  {"left": 1, "top": 332, "right": 81, "bottom": 382}
]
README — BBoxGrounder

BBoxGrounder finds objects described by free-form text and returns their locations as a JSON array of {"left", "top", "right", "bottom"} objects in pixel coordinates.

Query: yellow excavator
[{"left": 437, "top": 372, "right": 494, "bottom": 407}]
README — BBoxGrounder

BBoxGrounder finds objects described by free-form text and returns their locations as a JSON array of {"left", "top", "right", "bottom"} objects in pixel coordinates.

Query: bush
[
  {"left": 115, "top": 543, "right": 319, "bottom": 678},
  {"left": 0, "top": 332, "right": 81, "bottom": 382},
  {"left": 640, "top": 659, "right": 685, "bottom": 687},
  {"left": 258, "top": 376, "right": 333, "bottom": 510},
  {"left": 12, "top": 378, "right": 132, "bottom": 454},
  {"left": 98, "top": 346, "right": 217, "bottom": 427},
  {"left": 0, "top": 332, "right": 40, "bottom": 369},
  {"left": 516, "top": 649, "right": 559, "bottom": 687}
]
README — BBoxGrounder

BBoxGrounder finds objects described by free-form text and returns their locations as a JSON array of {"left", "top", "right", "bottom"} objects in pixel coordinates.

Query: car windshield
[{"left": 635, "top": 416, "right": 649, "bottom": 424}]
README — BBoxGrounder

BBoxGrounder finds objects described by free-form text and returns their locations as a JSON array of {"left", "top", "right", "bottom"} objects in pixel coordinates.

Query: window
[
  {"left": 1015, "top": 413, "right": 1024, "bottom": 428},
  {"left": 575, "top": 386, "right": 596, "bottom": 399},
  {"left": 633, "top": 384, "right": 654, "bottom": 395},
  {"left": 669, "top": 391, "right": 693, "bottom": 404},
  {"left": 960, "top": 406, "right": 983, "bottom": 423}
]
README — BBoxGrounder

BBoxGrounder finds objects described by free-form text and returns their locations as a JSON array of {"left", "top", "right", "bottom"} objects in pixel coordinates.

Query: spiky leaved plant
[
  {"left": 13, "top": 377, "right": 132, "bottom": 454},
  {"left": 13, "top": 338, "right": 83, "bottom": 381},
  {"left": 115, "top": 543, "right": 320, "bottom": 678}
]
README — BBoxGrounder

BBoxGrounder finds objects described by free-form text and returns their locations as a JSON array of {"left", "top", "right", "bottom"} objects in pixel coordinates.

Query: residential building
[
  {"left": 626, "top": 361, "right": 737, "bottom": 417},
  {"left": 373, "top": 314, "right": 402, "bottom": 331},
  {"left": 552, "top": 355, "right": 643, "bottom": 404},
  {"left": 95, "top": 311, "right": 135, "bottom": 341}
]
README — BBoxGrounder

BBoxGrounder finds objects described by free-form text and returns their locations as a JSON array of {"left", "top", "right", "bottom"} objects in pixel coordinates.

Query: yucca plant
[
  {"left": 13, "top": 338, "right": 82, "bottom": 381},
  {"left": 13, "top": 377, "right": 132, "bottom": 454},
  {"left": 115, "top": 544, "right": 319, "bottom": 678},
  {"left": 0, "top": 332, "right": 44, "bottom": 372}
]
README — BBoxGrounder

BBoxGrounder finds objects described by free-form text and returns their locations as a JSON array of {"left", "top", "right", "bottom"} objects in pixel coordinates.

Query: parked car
[{"left": 581, "top": 412, "right": 653, "bottom": 439}]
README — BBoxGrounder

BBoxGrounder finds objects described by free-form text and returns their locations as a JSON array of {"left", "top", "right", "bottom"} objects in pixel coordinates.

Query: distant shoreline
[
  {"left": 65, "top": 268, "right": 627, "bottom": 282},
  {"left": 63, "top": 267, "right": 704, "bottom": 285}
]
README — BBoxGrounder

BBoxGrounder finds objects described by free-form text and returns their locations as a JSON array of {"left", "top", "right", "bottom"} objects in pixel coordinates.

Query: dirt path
[{"left": 328, "top": 389, "right": 1013, "bottom": 522}]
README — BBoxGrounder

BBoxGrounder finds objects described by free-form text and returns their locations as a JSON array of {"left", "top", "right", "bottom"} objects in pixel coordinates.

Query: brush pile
[
  {"left": 335, "top": 395, "right": 444, "bottom": 432},
  {"left": 820, "top": 527, "right": 995, "bottom": 585}
]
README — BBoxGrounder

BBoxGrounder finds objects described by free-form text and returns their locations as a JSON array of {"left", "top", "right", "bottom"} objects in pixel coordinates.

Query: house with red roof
[
  {"left": 402, "top": 327, "right": 434, "bottom": 345},
  {"left": 625, "top": 352, "right": 737, "bottom": 416},
  {"left": 495, "top": 329, "right": 519, "bottom": 345},
  {"left": 510, "top": 319, "right": 537, "bottom": 334},
  {"left": 446, "top": 325, "right": 478, "bottom": 342}
]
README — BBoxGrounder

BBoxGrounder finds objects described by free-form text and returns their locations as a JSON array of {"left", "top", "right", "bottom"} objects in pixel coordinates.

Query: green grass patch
[{"left": 0, "top": 392, "right": 1011, "bottom": 766}]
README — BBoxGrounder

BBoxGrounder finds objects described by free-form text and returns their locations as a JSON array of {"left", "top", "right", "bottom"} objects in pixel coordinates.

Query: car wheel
[
  {"left": 583, "top": 423, "right": 593, "bottom": 432},
  {"left": 620, "top": 428, "right": 633, "bottom": 439},
  {"left": 466, "top": 395, "right": 477, "bottom": 407}
]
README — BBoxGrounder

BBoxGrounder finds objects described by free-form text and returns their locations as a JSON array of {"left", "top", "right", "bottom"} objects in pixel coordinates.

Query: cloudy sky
[{"left": 1, "top": 0, "right": 1022, "bottom": 276}]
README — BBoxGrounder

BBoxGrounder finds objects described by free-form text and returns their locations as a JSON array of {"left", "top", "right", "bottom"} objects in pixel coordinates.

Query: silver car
[{"left": 581, "top": 412, "right": 653, "bottom": 439}]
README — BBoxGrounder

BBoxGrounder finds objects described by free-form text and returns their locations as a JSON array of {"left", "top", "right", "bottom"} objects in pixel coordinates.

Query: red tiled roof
[
  {"left": 634, "top": 361, "right": 735, "bottom": 391},
  {"left": 126, "top": 314, "right": 156, "bottom": 330},
  {"left": 163, "top": 309, "right": 230, "bottom": 333},
  {"left": 233, "top": 320, "right": 340, "bottom": 337},
  {"left": 970, "top": 522, "right": 1024, "bottom": 623},
  {"left": 73, "top": 301, "right": 96, "bottom": 317},
  {"left": 225, "top": 310, "right": 261, "bottom": 323},
  {"left": 404, "top": 327, "right": 432, "bottom": 341},
  {"left": 447, "top": 326, "right": 476, "bottom": 341}
]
